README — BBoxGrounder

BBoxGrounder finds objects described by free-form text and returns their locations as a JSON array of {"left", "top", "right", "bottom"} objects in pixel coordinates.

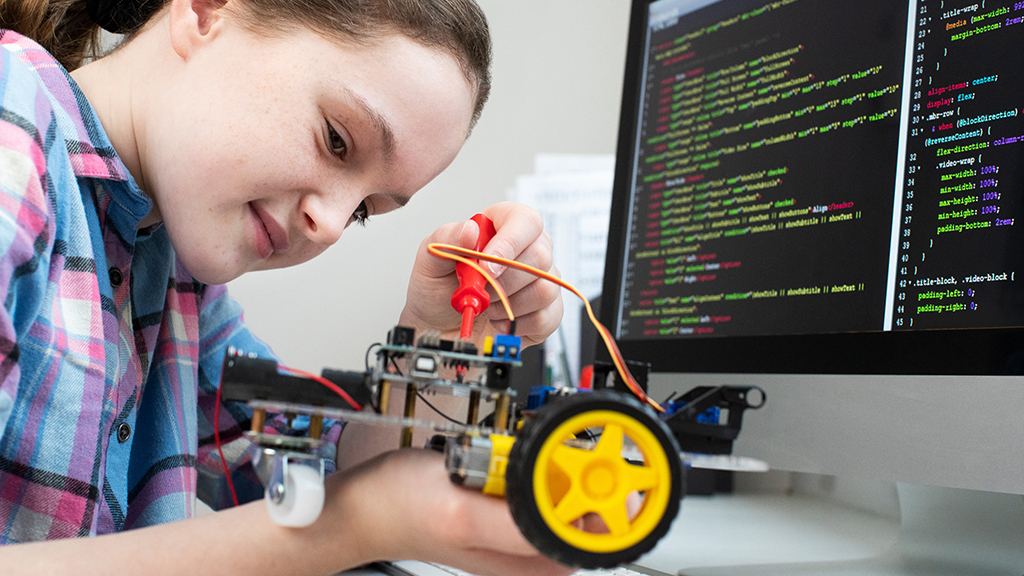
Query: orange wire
[
  {"left": 426, "top": 243, "right": 516, "bottom": 324},
  {"left": 428, "top": 243, "right": 664, "bottom": 413}
]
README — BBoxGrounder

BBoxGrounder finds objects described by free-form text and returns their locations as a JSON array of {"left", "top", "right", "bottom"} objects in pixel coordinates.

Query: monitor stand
[{"left": 677, "top": 483, "right": 1024, "bottom": 576}]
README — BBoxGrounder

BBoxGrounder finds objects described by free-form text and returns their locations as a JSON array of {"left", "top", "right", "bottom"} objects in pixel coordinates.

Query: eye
[
  {"left": 351, "top": 200, "right": 369, "bottom": 227},
  {"left": 326, "top": 121, "right": 348, "bottom": 159}
]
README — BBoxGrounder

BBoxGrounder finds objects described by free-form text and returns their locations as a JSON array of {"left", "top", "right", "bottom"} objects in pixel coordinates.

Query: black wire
[
  {"left": 417, "top": 392, "right": 466, "bottom": 426},
  {"left": 363, "top": 343, "right": 383, "bottom": 413},
  {"left": 388, "top": 356, "right": 404, "bottom": 376},
  {"left": 365, "top": 342, "right": 381, "bottom": 372}
]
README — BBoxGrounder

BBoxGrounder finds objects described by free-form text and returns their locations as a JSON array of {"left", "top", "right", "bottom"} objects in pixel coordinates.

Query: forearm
[
  {"left": 3, "top": 476, "right": 371, "bottom": 576},
  {"left": 1, "top": 450, "right": 574, "bottom": 576}
]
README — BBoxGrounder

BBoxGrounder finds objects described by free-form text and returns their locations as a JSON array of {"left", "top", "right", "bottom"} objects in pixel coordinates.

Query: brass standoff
[
  {"left": 401, "top": 383, "right": 417, "bottom": 447},
  {"left": 494, "top": 394, "right": 511, "bottom": 432},
  {"left": 251, "top": 408, "right": 267, "bottom": 433},
  {"left": 378, "top": 380, "right": 392, "bottom": 416},
  {"left": 309, "top": 414, "right": 324, "bottom": 440},
  {"left": 467, "top": 389, "right": 481, "bottom": 426}
]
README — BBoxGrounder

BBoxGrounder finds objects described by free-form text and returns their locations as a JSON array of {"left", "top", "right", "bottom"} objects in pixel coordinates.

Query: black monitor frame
[{"left": 597, "top": 0, "right": 1024, "bottom": 377}]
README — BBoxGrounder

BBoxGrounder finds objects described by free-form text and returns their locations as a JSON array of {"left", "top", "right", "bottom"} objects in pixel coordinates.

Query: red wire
[
  {"left": 280, "top": 365, "right": 363, "bottom": 411},
  {"left": 213, "top": 362, "right": 364, "bottom": 508},
  {"left": 214, "top": 383, "right": 240, "bottom": 508}
]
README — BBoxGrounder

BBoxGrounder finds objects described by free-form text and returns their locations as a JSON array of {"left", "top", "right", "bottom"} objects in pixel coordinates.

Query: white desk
[
  {"left": 635, "top": 493, "right": 899, "bottom": 574},
  {"left": 640, "top": 485, "right": 1024, "bottom": 576}
]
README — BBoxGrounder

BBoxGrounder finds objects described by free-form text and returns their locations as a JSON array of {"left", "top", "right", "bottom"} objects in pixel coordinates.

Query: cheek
[{"left": 153, "top": 86, "right": 306, "bottom": 186}]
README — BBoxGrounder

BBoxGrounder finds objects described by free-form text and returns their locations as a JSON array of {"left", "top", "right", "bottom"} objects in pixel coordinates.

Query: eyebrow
[{"left": 344, "top": 86, "right": 396, "bottom": 166}]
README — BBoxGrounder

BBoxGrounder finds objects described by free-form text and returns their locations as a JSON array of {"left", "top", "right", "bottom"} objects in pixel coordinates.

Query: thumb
[
  {"left": 456, "top": 218, "right": 505, "bottom": 277},
  {"left": 452, "top": 217, "right": 505, "bottom": 279},
  {"left": 457, "top": 217, "right": 481, "bottom": 251}
]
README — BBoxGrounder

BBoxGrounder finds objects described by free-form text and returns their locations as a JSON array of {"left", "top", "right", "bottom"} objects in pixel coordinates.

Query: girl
[{"left": 0, "top": 0, "right": 567, "bottom": 573}]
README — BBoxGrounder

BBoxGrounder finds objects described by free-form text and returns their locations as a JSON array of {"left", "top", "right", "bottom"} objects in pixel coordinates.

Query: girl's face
[{"left": 139, "top": 21, "right": 476, "bottom": 284}]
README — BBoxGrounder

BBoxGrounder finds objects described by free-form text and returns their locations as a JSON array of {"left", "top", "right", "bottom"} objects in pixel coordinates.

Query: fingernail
[
  {"left": 461, "top": 220, "right": 476, "bottom": 243},
  {"left": 488, "top": 261, "right": 506, "bottom": 277}
]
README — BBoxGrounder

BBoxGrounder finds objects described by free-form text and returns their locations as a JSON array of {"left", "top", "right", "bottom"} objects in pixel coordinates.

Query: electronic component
[
  {"left": 387, "top": 325, "right": 416, "bottom": 348},
  {"left": 662, "top": 386, "right": 766, "bottom": 455},
  {"left": 491, "top": 334, "right": 521, "bottom": 361},
  {"left": 216, "top": 211, "right": 768, "bottom": 569}
]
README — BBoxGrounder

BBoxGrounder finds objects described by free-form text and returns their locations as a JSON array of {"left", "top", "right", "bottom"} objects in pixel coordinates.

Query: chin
[{"left": 179, "top": 257, "right": 246, "bottom": 286}]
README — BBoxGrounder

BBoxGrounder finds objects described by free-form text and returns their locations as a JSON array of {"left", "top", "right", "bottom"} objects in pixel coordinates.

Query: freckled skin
[{"left": 74, "top": 11, "right": 475, "bottom": 285}]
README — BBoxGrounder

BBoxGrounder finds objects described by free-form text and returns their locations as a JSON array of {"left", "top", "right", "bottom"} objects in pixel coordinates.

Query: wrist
[{"left": 317, "top": 453, "right": 402, "bottom": 563}]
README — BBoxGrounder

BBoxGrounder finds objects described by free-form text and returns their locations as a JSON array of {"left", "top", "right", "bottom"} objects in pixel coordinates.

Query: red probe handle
[{"left": 451, "top": 214, "right": 497, "bottom": 338}]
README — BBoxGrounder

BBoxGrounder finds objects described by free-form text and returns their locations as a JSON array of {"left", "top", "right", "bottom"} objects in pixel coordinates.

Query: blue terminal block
[
  {"left": 695, "top": 406, "right": 721, "bottom": 425},
  {"left": 527, "top": 385, "right": 557, "bottom": 410},
  {"left": 665, "top": 400, "right": 721, "bottom": 425},
  {"left": 491, "top": 334, "right": 522, "bottom": 361}
]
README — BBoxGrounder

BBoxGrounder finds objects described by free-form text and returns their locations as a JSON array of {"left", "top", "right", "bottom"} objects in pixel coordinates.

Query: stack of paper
[{"left": 507, "top": 154, "right": 616, "bottom": 387}]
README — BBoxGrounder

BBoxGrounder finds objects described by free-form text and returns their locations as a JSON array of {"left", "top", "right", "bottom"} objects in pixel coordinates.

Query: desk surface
[{"left": 633, "top": 493, "right": 900, "bottom": 574}]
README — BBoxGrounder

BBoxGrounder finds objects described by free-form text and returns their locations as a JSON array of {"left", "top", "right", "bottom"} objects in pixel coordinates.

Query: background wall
[{"left": 227, "top": 0, "right": 632, "bottom": 371}]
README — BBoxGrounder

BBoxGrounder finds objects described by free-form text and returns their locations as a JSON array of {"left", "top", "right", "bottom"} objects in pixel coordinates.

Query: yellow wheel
[{"left": 506, "top": 391, "right": 683, "bottom": 568}]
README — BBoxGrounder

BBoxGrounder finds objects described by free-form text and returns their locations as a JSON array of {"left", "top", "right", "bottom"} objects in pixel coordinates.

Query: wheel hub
[{"left": 583, "top": 462, "right": 617, "bottom": 499}]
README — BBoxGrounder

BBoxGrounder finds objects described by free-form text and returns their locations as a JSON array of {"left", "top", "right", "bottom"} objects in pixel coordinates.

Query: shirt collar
[{"left": 1, "top": 31, "right": 155, "bottom": 234}]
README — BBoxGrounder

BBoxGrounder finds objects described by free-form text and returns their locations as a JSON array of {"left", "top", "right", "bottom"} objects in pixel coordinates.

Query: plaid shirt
[{"left": 0, "top": 31, "right": 338, "bottom": 542}]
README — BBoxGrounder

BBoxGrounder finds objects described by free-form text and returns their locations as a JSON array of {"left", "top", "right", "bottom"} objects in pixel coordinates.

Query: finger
[
  {"left": 489, "top": 302, "right": 564, "bottom": 348},
  {"left": 416, "top": 219, "right": 481, "bottom": 280},
  {"left": 485, "top": 274, "right": 562, "bottom": 321},
  {"left": 479, "top": 203, "right": 545, "bottom": 278},
  {"left": 489, "top": 232, "right": 554, "bottom": 300}
]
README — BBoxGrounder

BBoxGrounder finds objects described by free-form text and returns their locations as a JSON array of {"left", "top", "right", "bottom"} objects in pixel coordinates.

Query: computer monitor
[{"left": 599, "top": 0, "right": 1024, "bottom": 572}]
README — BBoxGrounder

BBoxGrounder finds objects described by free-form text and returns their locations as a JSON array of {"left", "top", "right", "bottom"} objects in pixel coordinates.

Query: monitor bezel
[{"left": 597, "top": 0, "right": 1024, "bottom": 377}]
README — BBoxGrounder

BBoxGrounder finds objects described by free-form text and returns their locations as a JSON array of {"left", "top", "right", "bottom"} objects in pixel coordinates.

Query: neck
[{"left": 70, "top": 20, "right": 172, "bottom": 228}]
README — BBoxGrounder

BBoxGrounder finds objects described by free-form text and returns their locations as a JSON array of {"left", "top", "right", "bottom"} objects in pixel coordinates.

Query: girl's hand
[
  {"left": 399, "top": 202, "right": 564, "bottom": 348},
  {"left": 325, "top": 449, "right": 576, "bottom": 576}
]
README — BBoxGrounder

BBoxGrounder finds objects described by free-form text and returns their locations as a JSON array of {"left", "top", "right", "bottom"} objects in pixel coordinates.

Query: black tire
[{"left": 506, "top": 390, "right": 684, "bottom": 568}]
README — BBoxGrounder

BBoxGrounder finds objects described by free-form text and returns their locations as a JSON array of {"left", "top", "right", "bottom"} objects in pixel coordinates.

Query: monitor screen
[{"left": 600, "top": 0, "right": 1024, "bottom": 376}]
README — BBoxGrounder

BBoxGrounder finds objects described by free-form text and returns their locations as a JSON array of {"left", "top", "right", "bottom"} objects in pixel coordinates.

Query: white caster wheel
[{"left": 265, "top": 461, "right": 325, "bottom": 527}]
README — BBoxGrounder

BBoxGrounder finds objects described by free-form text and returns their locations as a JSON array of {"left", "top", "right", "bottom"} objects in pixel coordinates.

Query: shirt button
[
  {"left": 109, "top": 267, "right": 124, "bottom": 287},
  {"left": 117, "top": 422, "right": 131, "bottom": 443}
]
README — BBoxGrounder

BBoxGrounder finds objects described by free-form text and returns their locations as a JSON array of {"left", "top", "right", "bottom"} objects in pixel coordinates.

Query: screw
[{"left": 269, "top": 482, "right": 286, "bottom": 504}]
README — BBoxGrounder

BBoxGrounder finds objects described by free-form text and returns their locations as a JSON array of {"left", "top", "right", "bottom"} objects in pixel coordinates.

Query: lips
[{"left": 249, "top": 203, "right": 290, "bottom": 259}]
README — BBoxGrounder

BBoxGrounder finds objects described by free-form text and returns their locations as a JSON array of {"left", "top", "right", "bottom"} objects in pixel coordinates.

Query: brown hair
[
  {"left": 0, "top": 0, "right": 492, "bottom": 125},
  {"left": 0, "top": 0, "right": 102, "bottom": 69}
]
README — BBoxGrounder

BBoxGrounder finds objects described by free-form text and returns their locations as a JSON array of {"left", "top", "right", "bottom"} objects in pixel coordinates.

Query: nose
[{"left": 299, "top": 193, "right": 349, "bottom": 247}]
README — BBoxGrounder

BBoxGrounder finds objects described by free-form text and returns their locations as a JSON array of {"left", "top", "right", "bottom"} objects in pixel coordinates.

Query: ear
[{"left": 168, "top": 0, "right": 228, "bottom": 60}]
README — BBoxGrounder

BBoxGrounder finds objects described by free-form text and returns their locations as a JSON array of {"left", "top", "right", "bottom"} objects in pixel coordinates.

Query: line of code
[
  {"left": 891, "top": 0, "right": 1024, "bottom": 330},
  {"left": 618, "top": 0, "right": 908, "bottom": 339}
]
